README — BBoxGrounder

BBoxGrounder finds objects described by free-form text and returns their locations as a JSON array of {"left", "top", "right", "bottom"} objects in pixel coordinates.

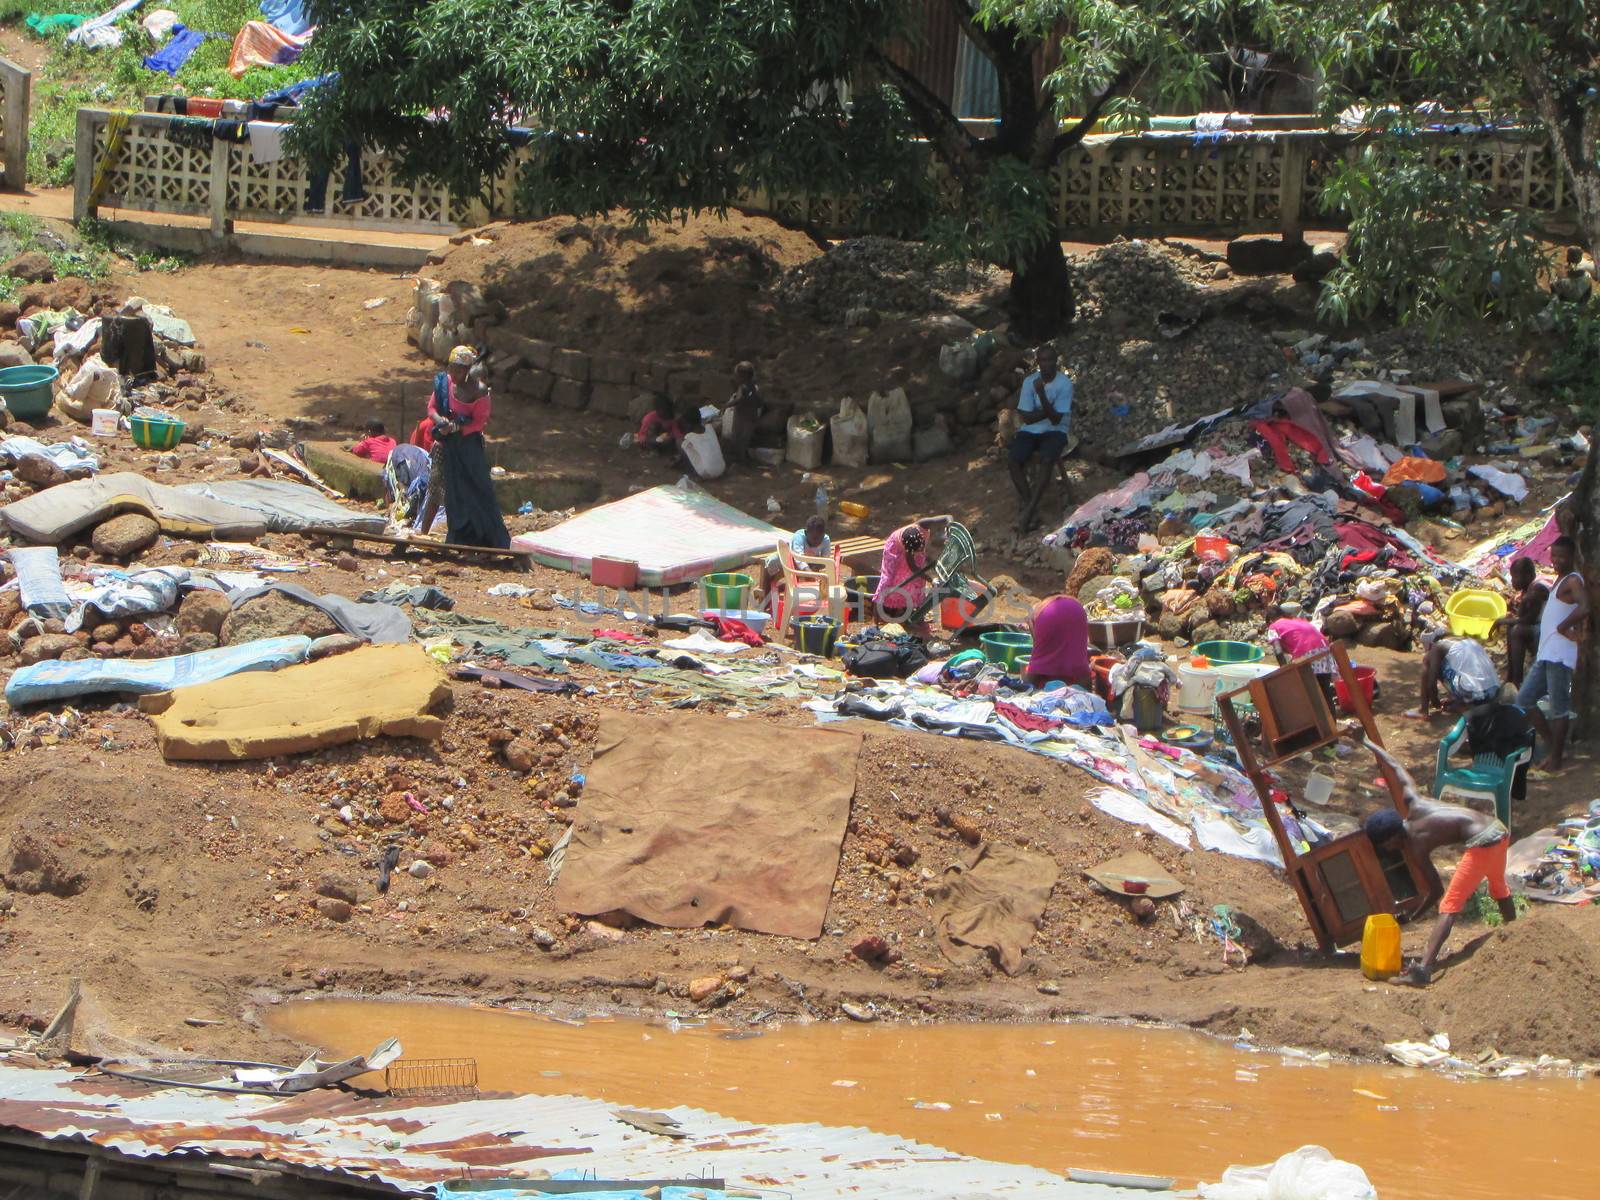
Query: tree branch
[
  {"left": 866, "top": 48, "right": 984, "bottom": 184},
  {"left": 1045, "top": 66, "right": 1136, "bottom": 164}
]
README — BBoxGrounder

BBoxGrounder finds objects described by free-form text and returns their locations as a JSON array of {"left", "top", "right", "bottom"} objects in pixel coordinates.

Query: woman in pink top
[
  {"left": 1026, "top": 595, "right": 1091, "bottom": 687},
  {"left": 1267, "top": 616, "right": 1338, "bottom": 706},
  {"left": 426, "top": 346, "right": 509, "bottom": 548},
  {"left": 873, "top": 517, "right": 948, "bottom": 633}
]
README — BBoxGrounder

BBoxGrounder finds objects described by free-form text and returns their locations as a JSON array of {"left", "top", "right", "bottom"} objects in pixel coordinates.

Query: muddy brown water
[{"left": 271, "top": 1000, "right": 1588, "bottom": 1199}]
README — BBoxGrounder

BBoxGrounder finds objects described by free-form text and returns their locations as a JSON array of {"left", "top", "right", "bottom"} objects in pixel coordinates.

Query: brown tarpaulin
[
  {"left": 555, "top": 711, "right": 862, "bottom": 938},
  {"left": 934, "top": 842, "right": 1060, "bottom": 975}
]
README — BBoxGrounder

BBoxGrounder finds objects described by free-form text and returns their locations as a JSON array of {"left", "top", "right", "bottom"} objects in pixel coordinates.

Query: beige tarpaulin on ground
[
  {"left": 144, "top": 643, "right": 448, "bottom": 760},
  {"left": 555, "top": 711, "right": 862, "bottom": 939},
  {"left": 934, "top": 842, "right": 1060, "bottom": 975}
]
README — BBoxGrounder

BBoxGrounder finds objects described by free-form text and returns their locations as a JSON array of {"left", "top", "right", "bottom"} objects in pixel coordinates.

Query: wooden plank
[{"left": 302, "top": 524, "right": 533, "bottom": 562}]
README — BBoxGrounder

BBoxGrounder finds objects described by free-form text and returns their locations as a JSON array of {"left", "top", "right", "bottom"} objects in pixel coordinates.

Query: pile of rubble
[{"left": 776, "top": 236, "right": 1002, "bottom": 325}]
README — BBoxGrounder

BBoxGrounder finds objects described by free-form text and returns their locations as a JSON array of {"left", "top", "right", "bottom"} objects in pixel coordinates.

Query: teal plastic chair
[{"left": 1431, "top": 717, "right": 1532, "bottom": 827}]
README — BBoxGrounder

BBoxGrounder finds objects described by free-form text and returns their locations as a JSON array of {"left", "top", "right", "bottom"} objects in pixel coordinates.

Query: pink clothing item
[
  {"left": 1267, "top": 618, "right": 1329, "bottom": 659},
  {"left": 873, "top": 525, "right": 930, "bottom": 613},
  {"left": 349, "top": 434, "right": 396, "bottom": 463},
  {"left": 429, "top": 379, "right": 492, "bottom": 436},
  {"left": 1027, "top": 595, "right": 1091, "bottom": 685}
]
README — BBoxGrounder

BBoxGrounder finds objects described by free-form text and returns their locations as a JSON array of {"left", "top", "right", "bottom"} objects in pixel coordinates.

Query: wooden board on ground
[{"left": 304, "top": 524, "right": 534, "bottom": 565}]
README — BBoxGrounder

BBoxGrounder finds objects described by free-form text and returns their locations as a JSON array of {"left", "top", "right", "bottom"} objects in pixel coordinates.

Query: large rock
[
  {"left": 0, "top": 340, "right": 31, "bottom": 369},
  {"left": 177, "top": 589, "right": 231, "bottom": 637},
  {"left": 509, "top": 368, "right": 554, "bottom": 402},
  {"left": 3, "top": 253, "right": 53, "bottom": 283},
  {"left": 220, "top": 591, "right": 341, "bottom": 645},
  {"left": 589, "top": 382, "right": 639, "bottom": 419},
  {"left": 308, "top": 633, "right": 364, "bottom": 660},
  {"left": 552, "top": 348, "right": 590, "bottom": 381},
  {"left": 91, "top": 513, "right": 160, "bottom": 559},
  {"left": 1226, "top": 235, "right": 1311, "bottom": 276},
  {"left": 18, "top": 634, "right": 78, "bottom": 665},
  {"left": 14, "top": 455, "right": 66, "bottom": 489},
  {"left": 550, "top": 378, "right": 589, "bottom": 410},
  {"left": 177, "top": 632, "right": 219, "bottom": 654}
]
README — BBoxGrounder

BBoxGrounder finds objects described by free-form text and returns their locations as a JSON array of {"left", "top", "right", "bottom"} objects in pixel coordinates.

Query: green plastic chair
[{"left": 1431, "top": 717, "right": 1532, "bottom": 827}]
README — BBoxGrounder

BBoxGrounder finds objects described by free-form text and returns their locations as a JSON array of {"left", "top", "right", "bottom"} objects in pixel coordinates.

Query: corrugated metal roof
[{"left": 0, "top": 1062, "right": 1178, "bottom": 1199}]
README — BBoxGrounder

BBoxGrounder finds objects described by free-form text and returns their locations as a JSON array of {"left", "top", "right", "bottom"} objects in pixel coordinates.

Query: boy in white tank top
[{"left": 1515, "top": 535, "right": 1588, "bottom": 771}]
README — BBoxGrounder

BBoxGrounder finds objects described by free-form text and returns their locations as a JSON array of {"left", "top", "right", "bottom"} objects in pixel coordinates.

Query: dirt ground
[{"left": 0, "top": 223, "right": 1597, "bottom": 1075}]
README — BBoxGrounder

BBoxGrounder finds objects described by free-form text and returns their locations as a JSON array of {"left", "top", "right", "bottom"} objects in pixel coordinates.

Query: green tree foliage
[{"left": 294, "top": 0, "right": 1285, "bottom": 335}]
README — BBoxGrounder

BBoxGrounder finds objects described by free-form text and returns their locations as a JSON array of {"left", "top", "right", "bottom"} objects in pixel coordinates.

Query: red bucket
[
  {"left": 1335, "top": 666, "right": 1376, "bottom": 714},
  {"left": 942, "top": 596, "right": 978, "bottom": 630},
  {"left": 1091, "top": 655, "right": 1119, "bottom": 702}
]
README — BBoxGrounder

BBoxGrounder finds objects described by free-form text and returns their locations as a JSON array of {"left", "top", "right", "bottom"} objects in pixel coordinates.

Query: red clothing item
[
  {"left": 430, "top": 379, "right": 492, "bottom": 436},
  {"left": 349, "top": 434, "right": 397, "bottom": 463},
  {"left": 1251, "top": 419, "right": 1331, "bottom": 472},
  {"left": 410, "top": 418, "right": 434, "bottom": 452},
  {"left": 637, "top": 410, "right": 683, "bottom": 445}
]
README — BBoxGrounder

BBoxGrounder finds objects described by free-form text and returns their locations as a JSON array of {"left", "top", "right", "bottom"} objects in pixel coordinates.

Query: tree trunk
[
  {"left": 1007, "top": 234, "right": 1074, "bottom": 340},
  {"left": 1570, "top": 447, "right": 1600, "bottom": 732}
]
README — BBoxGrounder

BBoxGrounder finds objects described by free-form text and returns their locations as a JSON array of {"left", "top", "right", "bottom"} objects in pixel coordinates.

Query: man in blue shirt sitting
[{"left": 1008, "top": 344, "right": 1074, "bottom": 531}]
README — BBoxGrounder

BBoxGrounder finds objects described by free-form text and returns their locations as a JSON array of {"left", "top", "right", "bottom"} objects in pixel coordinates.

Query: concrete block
[
  {"left": 589, "top": 381, "right": 639, "bottom": 418},
  {"left": 592, "top": 352, "right": 632, "bottom": 386},
  {"left": 551, "top": 377, "right": 590, "bottom": 409},
  {"left": 486, "top": 327, "right": 556, "bottom": 371},
  {"left": 299, "top": 440, "right": 385, "bottom": 502},
  {"left": 552, "top": 348, "right": 590, "bottom": 381},
  {"left": 509, "top": 368, "right": 554, "bottom": 402}
]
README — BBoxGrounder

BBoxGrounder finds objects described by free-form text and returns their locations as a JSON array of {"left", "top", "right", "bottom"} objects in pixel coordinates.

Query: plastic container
[
  {"left": 795, "top": 617, "right": 840, "bottom": 656},
  {"left": 129, "top": 411, "right": 186, "bottom": 450},
  {"left": 1091, "top": 654, "right": 1119, "bottom": 702},
  {"left": 700, "top": 607, "right": 771, "bottom": 636},
  {"left": 91, "top": 408, "right": 120, "bottom": 437},
  {"left": 1193, "top": 639, "right": 1265, "bottom": 664},
  {"left": 0, "top": 364, "right": 59, "bottom": 421},
  {"left": 1088, "top": 617, "right": 1145, "bottom": 651},
  {"left": 1361, "top": 912, "right": 1401, "bottom": 980},
  {"left": 1334, "top": 665, "right": 1377, "bottom": 714},
  {"left": 1445, "top": 588, "right": 1508, "bottom": 640},
  {"left": 1177, "top": 661, "right": 1221, "bottom": 714},
  {"left": 838, "top": 500, "right": 869, "bottom": 519},
  {"left": 699, "top": 572, "right": 753, "bottom": 611},
  {"left": 942, "top": 595, "right": 979, "bottom": 630},
  {"left": 979, "top": 631, "right": 1032, "bottom": 669}
]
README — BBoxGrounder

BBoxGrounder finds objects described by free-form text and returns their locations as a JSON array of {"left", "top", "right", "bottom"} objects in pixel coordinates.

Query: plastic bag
[{"left": 1200, "top": 1145, "right": 1376, "bottom": 1200}]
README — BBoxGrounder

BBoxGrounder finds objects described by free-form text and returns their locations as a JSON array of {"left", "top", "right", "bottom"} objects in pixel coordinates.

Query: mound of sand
[{"left": 1430, "top": 913, "right": 1600, "bottom": 1061}]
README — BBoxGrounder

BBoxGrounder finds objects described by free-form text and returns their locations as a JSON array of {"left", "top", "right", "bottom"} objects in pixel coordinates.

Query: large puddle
[{"left": 271, "top": 1000, "right": 1588, "bottom": 1200}]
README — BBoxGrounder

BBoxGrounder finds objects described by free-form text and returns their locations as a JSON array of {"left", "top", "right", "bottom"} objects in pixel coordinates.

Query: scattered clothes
[
  {"left": 63, "top": 566, "right": 184, "bottom": 632},
  {"left": 663, "top": 629, "right": 750, "bottom": 656},
  {"left": 143, "top": 24, "right": 218, "bottom": 75},
  {"left": 228, "top": 583, "right": 412, "bottom": 643},
  {"left": 452, "top": 664, "right": 580, "bottom": 695},
  {"left": 65, "top": 0, "right": 142, "bottom": 48},
  {"left": 146, "top": 643, "right": 448, "bottom": 760},
  {"left": 1251, "top": 418, "right": 1332, "bottom": 471},
  {"left": 230, "top": 24, "right": 309, "bottom": 78},
  {"left": 305, "top": 142, "right": 366, "bottom": 209},
  {"left": 0, "top": 436, "right": 98, "bottom": 474},
  {"left": 7, "top": 635, "right": 311, "bottom": 706},
  {"left": 7, "top": 547, "right": 72, "bottom": 619},
  {"left": 358, "top": 583, "right": 454, "bottom": 611},
  {"left": 1381, "top": 455, "right": 1447, "bottom": 487},
  {"left": 141, "top": 7, "right": 177, "bottom": 39},
  {"left": 127, "top": 301, "right": 195, "bottom": 346},
  {"left": 0, "top": 473, "right": 267, "bottom": 545},
  {"left": 554, "top": 711, "right": 862, "bottom": 938},
  {"left": 1468, "top": 464, "right": 1529, "bottom": 502},
  {"left": 709, "top": 616, "right": 764, "bottom": 647},
  {"left": 591, "top": 628, "right": 649, "bottom": 644},
  {"left": 52, "top": 318, "right": 101, "bottom": 365},
  {"left": 933, "top": 842, "right": 1060, "bottom": 975}
]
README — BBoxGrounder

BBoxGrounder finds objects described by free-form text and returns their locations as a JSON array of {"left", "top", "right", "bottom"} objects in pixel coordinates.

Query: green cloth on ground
[
  {"left": 26, "top": 12, "right": 89, "bottom": 35},
  {"left": 415, "top": 611, "right": 574, "bottom": 673}
]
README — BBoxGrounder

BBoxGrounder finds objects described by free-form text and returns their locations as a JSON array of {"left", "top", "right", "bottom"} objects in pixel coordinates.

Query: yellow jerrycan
[{"left": 1361, "top": 913, "right": 1401, "bottom": 980}]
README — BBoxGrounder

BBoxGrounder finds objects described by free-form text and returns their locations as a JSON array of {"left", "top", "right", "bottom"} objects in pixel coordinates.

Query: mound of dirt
[
  {"left": 3, "top": 834, "right": 86, "bottom": 897},
  {"left": 444, "top": 212, "right": 824, "bottom": 355},
  {"left": 776, "top": 236, "right": 1003, "bottom": 324},
  {"left": 1429, "top": 913, "right": 1600, "bottom": 1061}
]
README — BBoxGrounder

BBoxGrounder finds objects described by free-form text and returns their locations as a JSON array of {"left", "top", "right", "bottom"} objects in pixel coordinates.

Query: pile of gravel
[{"left": 776, "top": 236, "right": 1000, "bottom": 323}]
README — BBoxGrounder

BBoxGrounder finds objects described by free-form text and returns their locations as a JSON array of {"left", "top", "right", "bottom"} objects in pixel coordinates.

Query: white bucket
[
  {"left": 90, "top": 408, "right": 120, "bottom": 437},
  {"left": 1177, "top": 662, "right": 1221, "bottom": 714},
  {"left": 1213, "top": 661, "right": 1276, "bottom": 710}
]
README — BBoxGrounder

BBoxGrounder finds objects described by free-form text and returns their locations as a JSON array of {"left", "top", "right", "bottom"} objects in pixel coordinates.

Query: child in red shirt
[
  {"left": 349, "top": 419, "right": 397, "bottom": 463},
  {"left": 635, "top": 395, "right": 684, "bottom": 453}
]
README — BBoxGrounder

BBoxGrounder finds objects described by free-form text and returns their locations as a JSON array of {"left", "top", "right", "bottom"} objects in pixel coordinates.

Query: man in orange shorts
[{"left": 1347, "top": 723, "right": 1517, "bottom": 986}]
